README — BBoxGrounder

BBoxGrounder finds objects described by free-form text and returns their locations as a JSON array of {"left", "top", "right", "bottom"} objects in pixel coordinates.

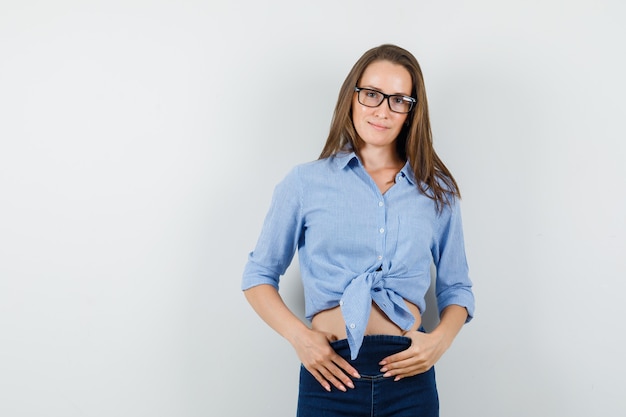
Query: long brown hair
[{"left": 319, "top": 44, "right": 460, "bottom": 211}]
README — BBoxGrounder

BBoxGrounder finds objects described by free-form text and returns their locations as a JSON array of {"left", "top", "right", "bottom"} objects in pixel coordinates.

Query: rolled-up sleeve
[
  {"left": 241, "top": 167, "right": 304, "bottom": 291},
  {"left": 432, "top": 199, "right": 475, "bottom": 322}
]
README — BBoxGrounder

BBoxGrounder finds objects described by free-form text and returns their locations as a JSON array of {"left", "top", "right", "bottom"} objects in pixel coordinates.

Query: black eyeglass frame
[{"left": 354, "top": 86, "right": 417, "bottom": 114}]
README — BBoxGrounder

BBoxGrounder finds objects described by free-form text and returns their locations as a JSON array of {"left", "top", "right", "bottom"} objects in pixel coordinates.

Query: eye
[{"left": 365, "top": 89, "right": 381, "bottom": 99}]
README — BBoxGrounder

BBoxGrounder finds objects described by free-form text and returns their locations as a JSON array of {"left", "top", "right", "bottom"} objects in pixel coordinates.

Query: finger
[
  {"left": 332, "top": 354, "right": 361, "bottom": 379},
  {"left": 393, "top": 364, "right": 433, "bottom": 381},
  {"left": 381, "top": 356, "right": 418, "bottom": 375},
  {"left": 317, "top": 366, "right": 348, "bottom": 392},
  {"left": 381, "top": 351, "right": 432, "bottom": 376},
  {"left": 379, "top": 349, "right": 414, "bottom": 367},
  {"left": 386, "top": 363, "right": 422, "bottom": 379},
  {"left": 309, "top": 369, "right": 332, "bottom": 392},
  {"left": 386, "top": 360, "right": 432, "bottom": 380},
  {"left": 326, "top": 361, "right": 356, "bottom": 389}
]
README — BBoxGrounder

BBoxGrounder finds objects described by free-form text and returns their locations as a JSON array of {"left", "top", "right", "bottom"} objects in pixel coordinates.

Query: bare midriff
[{"left": 311, "top": 300, "right": 422, "bottom": 341}]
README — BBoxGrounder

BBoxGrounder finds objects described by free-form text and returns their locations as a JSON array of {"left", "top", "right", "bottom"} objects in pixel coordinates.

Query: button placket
[{"left": 376, "top": 196, "right": 387, "bottom": 266}]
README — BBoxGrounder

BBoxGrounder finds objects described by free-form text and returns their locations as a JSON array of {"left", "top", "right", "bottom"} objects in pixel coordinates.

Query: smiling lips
[{"left": 368, "top": 121, "right": 389, "bottom": 130}]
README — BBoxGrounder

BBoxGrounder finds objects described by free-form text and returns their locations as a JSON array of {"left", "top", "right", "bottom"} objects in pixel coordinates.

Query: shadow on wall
[
  {"left": 279, "top": 266, "right": 306, "bottom": 323},
  {"left": 422, "top": 263, "right": 440, "bottom": 331}
]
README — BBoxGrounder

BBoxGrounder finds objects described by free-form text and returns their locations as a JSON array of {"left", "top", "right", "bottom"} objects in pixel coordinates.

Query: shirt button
[
  {"left": 349, "top": 323, "right": 356, "bottom": 329},
  {"left": 339, "top": 300, "right": 344, "bottom": 306},
  {"left": 377, "top": 255, "right": 383, "bottom": 260},
  {"left": 379, "top": 228, "right": 385, "bottom": 233},
  {"left": 378, "top": 201, "right": 384, "bottom": 207}
]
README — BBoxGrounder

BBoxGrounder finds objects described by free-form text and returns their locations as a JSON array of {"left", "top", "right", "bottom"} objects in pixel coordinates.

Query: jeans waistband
[{"left": 330, "top": 335, "right": 411, "bottom": 377}]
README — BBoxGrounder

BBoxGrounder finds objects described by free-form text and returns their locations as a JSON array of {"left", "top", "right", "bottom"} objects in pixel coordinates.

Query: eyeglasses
[{"left": 354, "top": 87, "right": 417, "bottom": 114}]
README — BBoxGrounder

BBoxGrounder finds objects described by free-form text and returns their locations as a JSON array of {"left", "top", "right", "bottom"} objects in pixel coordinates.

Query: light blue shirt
[{"left": 242, "top": 151, "right": 475, "bottom": 359}]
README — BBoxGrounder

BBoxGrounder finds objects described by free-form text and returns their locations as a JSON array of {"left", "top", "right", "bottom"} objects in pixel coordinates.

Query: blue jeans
[{"left": 297, "top": 335, "right": 439, "bottom": 417}]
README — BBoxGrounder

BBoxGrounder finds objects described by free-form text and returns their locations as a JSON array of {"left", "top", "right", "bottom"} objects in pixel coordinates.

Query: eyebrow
[{"left": 359, "top": 85, "right": 413, "bottom": 97}]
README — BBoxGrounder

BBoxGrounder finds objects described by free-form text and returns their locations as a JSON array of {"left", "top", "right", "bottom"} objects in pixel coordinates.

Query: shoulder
[
  {"left": 285, "top": 153, "right": 353, "bottom": 180},
  {"left": 412, "top": 169, "right": 460, "bottom": 212},
  {"left": 273, "top": 158, "right": 328, "bottom": 194}
]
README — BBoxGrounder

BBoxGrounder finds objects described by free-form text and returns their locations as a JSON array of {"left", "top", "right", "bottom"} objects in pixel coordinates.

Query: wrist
[
  {"left": 431, "top": 305, "right": 468, "bottom": 348},
  {"left": 429, "top": 327, "right": 453, "bottom": 350},
  {"left": 285, "top": 323, "right": 312, "bottom": 346}
]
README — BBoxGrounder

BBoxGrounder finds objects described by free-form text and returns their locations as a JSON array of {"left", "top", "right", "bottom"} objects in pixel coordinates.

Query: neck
[{"left": 358, "top": 144, "right": 403, "bottom": 171}]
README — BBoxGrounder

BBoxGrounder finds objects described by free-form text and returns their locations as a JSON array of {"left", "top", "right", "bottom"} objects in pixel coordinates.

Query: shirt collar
[
  {"left": 399, "top": 161, "right": 416, "bottom": 185},
  {"left": 332, "top": 150, "right": 358, "bottom": 170},
  {"left": 333, "top": 151, "right": 416, "bottom": 186}
]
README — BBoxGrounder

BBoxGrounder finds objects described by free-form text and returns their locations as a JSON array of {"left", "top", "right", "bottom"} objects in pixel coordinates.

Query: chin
[{"left": 362, "top": 138, "right": 396, "bottom": 148}]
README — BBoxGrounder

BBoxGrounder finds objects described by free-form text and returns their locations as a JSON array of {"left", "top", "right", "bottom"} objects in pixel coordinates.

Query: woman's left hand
[
  {"left": 378, "top": 304, "right": 469, "bottom": 381},
  {"left": 378, "top": 330, "right": 448, "bottom": 381}
]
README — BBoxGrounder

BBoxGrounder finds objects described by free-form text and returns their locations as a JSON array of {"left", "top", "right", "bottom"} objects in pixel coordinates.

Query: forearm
[
  {"left": 243, "top": 284, "right": 310, "bottom": 344},
  {"left": 430, "top": 304, "right": 468, "bottom": 349},
  {"left": 244, "top": 284, "right": 360, "bottom": 391}
]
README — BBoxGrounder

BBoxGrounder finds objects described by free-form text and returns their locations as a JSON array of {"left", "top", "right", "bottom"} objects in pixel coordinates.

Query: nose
[{"left": 374, "top": 99, "right": 391, "bottom": 118}]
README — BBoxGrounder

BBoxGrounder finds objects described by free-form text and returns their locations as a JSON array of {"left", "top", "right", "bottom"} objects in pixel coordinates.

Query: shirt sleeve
[
  {"left": 432, "top": 198, "right": 475, "bottom": 322},
  {"left": 241, "top": 167, "right": 304, "bottom": 291}
]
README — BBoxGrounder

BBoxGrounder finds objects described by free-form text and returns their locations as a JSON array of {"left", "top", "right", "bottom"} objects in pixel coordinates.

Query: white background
[{"left": 1, "top": 1, "right": 625, "bottom": 416}]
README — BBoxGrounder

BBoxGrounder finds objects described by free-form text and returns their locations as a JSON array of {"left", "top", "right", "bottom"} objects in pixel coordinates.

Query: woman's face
[{"left": 352, "top": 60, "right": 412, "bottom": 151}]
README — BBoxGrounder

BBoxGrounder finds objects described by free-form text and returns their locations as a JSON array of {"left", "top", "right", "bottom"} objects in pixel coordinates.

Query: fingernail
[
  {"left": 353, "top": 372, "right": 361, "bottom": 378},
  {"left": 339, "top": 385, "right": 346, "bottom": 392},
  {"left": 380, "top": 367, "right": 387, "bottom": 372},
  {"left": 325, "top": 385, "right": 331, "bottom": 392},
  {"left": 383, "top": 372, "right": 391, "bottom": 378},
  {"left": 379, "top": 360, "right": 386, "bottom": 365},
  {"left": 347, "top": 381, "right": 354, "bottom": 389},
  {"left": 394, "top": 376, "right": 401, "bottom": 382}
]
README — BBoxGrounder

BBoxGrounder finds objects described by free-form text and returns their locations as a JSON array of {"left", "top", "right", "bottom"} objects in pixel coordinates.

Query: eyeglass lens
[{"left": 357, "top": 88, "right": 414, "bottom": 113}]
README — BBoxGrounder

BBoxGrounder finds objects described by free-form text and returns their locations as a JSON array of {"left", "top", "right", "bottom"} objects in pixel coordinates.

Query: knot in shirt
[{"left": 340, "top": 270, "right": 416, "bottom": 359}]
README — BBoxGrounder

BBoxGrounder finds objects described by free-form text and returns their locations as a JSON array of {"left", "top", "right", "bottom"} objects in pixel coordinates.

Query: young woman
[{"left": 242, "top": 44, "right": 475, "bottom": 417}]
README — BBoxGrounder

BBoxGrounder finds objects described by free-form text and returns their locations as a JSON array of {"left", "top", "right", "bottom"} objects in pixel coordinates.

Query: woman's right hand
[
  {"left": 243, "top": 285, "right": 360, "bottom": 392},
  {"left": 291, "top": 329, "right": 360, "bottom": 392}
]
